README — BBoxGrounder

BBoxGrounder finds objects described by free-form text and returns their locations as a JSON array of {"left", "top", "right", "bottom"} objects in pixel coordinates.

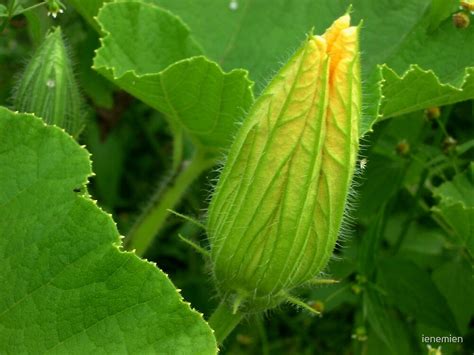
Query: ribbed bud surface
[
  {"left": 14, "top": 27, "right": 84, "bottom": 136},
  {"left": 208, "top": 15, "right": 360, "bottom": 310}
]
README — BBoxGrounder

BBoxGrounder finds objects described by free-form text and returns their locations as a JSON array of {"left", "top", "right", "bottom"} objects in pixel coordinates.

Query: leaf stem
[
  {"left": 177, "top": 233, "right": 210, "bottom": 257},
  {"left": 255, "top": 316, "right": 269, "bottom": 355},
  {"left": 172, "top": 129, "right": 184, "bottom": 174},
  {"left": 125, "top": 150, "right": 214, "bottom": 256},
  {"left": 208, "top": 301, "right": 244, "bottom": 345},
  {"left": 14, "top": 1, "right": 47, "bottom": 16}
]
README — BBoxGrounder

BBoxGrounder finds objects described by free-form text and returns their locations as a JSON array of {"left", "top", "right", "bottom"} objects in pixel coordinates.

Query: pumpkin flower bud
[
  {"left": 14, "top": 27, "right": 84, "bottom": 137},
  {"left": 207, "top": 14, "right": 361, "bottom": 311}
]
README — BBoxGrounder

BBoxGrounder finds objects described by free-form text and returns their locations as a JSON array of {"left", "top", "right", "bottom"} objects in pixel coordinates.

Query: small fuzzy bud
[
  {"left": 396, "top": 139, "right": 410, "bottom": 156},
  {"left": 14, "top": 27, "right": 84, "bottom": 136},
  {"left": 425, "top": 106, "right": 441, "bottom": 120}
]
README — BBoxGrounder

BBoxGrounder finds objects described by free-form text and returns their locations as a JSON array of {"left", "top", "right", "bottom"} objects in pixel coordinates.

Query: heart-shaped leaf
[
  {"left": 93, "top": 2, "right": 254, "bottom": 154},
  {"left": 0, "top": 107, "right": 216, "bottom": 354}
]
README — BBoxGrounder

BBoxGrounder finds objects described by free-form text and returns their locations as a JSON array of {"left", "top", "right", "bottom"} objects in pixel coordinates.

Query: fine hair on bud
[
  {"left": 206, "top": 14, "right": 363, "bottom": 313},
  {"left": 12, "top": 27, "right": 85, "bottom": 137}
]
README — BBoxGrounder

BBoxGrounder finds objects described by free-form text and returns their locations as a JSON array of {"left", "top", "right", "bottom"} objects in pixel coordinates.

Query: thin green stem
[
  {"left": 255, "top": 316, "right": 269, "bottom": 355},
  {"left": 285, "top": 294, "right": 320, "bottom": 315},
  {"left": 14, "top": 1, "right": 47, "bottom": 16},
  {"left": 125, "top": 150, "right": 214, "bottom": 256},
  {"left": 435, "top": 115, "right": 450, "bottom": 139},
  {"left": 177, "top": 234, "right": 210, "bottom": 257},
  {"left": 434, "top": 110, "right": 460, "bottom": 174},
  {"left": 171, "top": 127, "right": 184, "bottom": 175},
  {"left": 208, "top": 302, "right": 244, "bottom": 345},
  {"left": 168, "top": 209, "right": 206, "bottom": 230}
]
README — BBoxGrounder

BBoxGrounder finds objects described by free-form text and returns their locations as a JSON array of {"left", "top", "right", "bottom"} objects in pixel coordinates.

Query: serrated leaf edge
[
  {"left": 380, "top": 63, "right": 474, "bottom": 117},
  {"left": 3, "top": 110, "right": 218, "bottom": 353},
  {"left": 91, "top": 1, "right": 254, "bottom": 154},
  {"left": 92, "top": 2, "right": 252, "bottom": 86}
]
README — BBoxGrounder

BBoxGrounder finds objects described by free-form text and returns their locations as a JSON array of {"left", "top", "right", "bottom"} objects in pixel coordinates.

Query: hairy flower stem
[
  {"left": 208, "top": 302, "right": 244, "bottom": 345},
  {"left": 125, "top": 150, "right": 215, "bottom": 256}
]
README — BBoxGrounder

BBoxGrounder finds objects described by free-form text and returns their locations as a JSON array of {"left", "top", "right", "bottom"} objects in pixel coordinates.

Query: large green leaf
[
  {"left": 71, "top": 0, "right": 474, "bottom": 135},
  {"left": 152, "top": 1, "right": 426, "bottom": 85},
  {"left": 72, "top": 0, "right": 421, "bottom": 76},
  {"left": 0, "top": 107, "right": 216, "bottom": 353},
  {"left": 93, "top": 2, "right": 254, "bottom": 153},
  {"left": 152, "top": 0, "right": 473, "bottom": 129}
]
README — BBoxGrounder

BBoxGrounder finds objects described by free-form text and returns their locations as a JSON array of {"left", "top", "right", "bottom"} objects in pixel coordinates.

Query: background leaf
[
  {"left": 432, "top": 163, "right": 474, "bottom": 255},
  {"left": 152, "top": 1, "right": 428, "bottom": 88},
  {"left": 364, "top": 288, "right": 415, "bottom": 355},
  {"left": 358, "top": 205, "right": 387, "bottom": 277},
  {"left": 0, "top": 107, "right": 216, "bottom": 354},
  {"left": 93, "top": 2, "right": 254, "bottom": 153},
  {"left": 0, "top": 5, "right": 7, "bottom": 17},
  {"left": 377, "top": 257, "right": 459, "bottom": 333},
  {"left": 432, "top": 260, "right": 474, "bottom": 335},
  {"left": 65, "top": 0, "right": 104, "bottom": 31},
  {"left": 152, "top": 0, "right": 473, "bottom": 131},
  {"left": 380, "top": 66, "right": 474, "bottom": 119},
  {"left": 70, "top": 0, "right": 474, "bottom": 135},
  {"left": 433, "top": 163, "right": 474, "bottom": 206},
  {"left": 426, "top": 0, "right": 459, "bottom": 32},
  {"left": 84, "top": 119, "right": 127, "bottom": 209}
]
